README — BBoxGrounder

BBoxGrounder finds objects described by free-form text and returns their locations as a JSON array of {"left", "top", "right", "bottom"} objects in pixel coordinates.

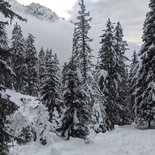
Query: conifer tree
[
  {"left": 0, "top": 21, "right": 12, "bottom": 89},
  {"left": 60, "top": 56, "right": 90, "bottom": 139},
  {"left": 75, "top": 0, "right": 93, "bottom": 82},
  {"left": 133, "top": 0, "right": 155, "bottom": 127},
  {"left": 25, "top": 33, "right": 38, "bottom": 96},
  {"left": 0, "top": 0, "right": 25, "bottom": 154},
  {"left": 113, "top": 21, "right": 129, "bottom": 125},
  {"left": 97, "top": 19, "right": 120, "bottom": 130},
  {"left": 11, "top": 23, "right": 27, "bottom": 93},
  {"left": 128, "top": 51, "right": 138, "bottom": 120},
  {"left": 72, "top": 0, "right": 107, "bottom": 135},
  {"left": 0, "top": 22, "right": 8, "bottom": 49},
  {"left": 130, "top": 51, "right": 138, "bottom": 78},
  {"left": 38, "top": 47, "right": 46, "bottom": 93},
  {"left": 40, "top": 49, "right": 61, "bottom": 125}
]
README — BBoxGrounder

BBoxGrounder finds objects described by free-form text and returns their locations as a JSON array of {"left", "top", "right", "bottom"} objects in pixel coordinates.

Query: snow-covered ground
[
  {"left": 6, "top": 90, "right": 155, "bottom": 155},
  {"left": 9, "top": 125, "right": 155, "bottom": 155}
]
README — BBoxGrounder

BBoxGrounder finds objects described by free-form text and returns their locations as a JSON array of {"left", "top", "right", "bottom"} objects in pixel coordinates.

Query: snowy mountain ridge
[{"left": 6, "top": 0, "right": 59, "bottom": 22}]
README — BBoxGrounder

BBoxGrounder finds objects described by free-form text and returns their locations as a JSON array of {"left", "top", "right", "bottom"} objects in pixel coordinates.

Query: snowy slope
[
  {"left": 5, "top": 90, "right": 155, "bottom": 155},
  {"left": 9, "top": 125, "right": 155, "bottom": 155},
  {"left": 5, "top": 0, "right": 59, "bottom": 22},
  {"left": 4, "top": 0, "right": 73, "bottom": 66},
  {"left": 6, "top": 89, "right": 39, "bottom": 122}
]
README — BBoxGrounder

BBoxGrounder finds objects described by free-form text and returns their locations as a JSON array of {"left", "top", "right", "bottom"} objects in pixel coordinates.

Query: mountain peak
[
  {"left": 6, "top": 0, "right": 59, "bottom": 22},
  {"left": 26, "top": 2, "right": 59, "bottom": 22}
]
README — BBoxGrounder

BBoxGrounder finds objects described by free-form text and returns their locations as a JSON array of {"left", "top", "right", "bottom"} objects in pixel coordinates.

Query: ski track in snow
[{"left": 10, "top": 125, "right": 155, "bottom": 155}]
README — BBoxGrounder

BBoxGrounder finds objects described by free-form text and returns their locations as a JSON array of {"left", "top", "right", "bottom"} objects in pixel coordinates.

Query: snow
[
  {"left": 2, "top": 90, "right": 155, "bottom": 155},
  {"left": 6, "top": 0, "right": 59, "bottom": 22},
  {"left": 10, "top": 125, "right": 155, "bottom": 155},
  {"left": 6, "top": 90, "right": 155, "bottom": 155},
  {"left": 6, "top": 89, "right": 38, "bottom": 122}
]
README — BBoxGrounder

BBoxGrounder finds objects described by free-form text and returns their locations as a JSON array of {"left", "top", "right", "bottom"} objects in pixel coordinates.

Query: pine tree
[
  {"left": 0, "top": 22, "right": 8, "bottom": 49},
  {"left": 25, "top": 33, "right": 38, "bottom": 96},
  {"left": 0, "top": 0, "right": 25, "bottom": 154},
  {"left": 113, "top": 21, "right": 129, "bottom": 125},
  {"left": 0, "top": 21, "right": 12, "bottom": 89},
  {"left": 11, "top": 23, "right": 27, "bottom": 93},
  {"left": 60, "top": 56, "right": 91, "bottom": 139},
  {"left": 40, "top": 49, "right": 61, "bottom": 126},
  {"left": 97, "top": 19, "right": 119, "bottom": 130},
  {"left": 33, "top": 104, "right": 51, "bottom": 145},
  {"left": 128, "top": 51, "right": 138, "bottom": 117},
  {"left": 38, "top": 47, "right": 46, "bottom": 94},
  {"left": 130, "top": 51, "right": 138, "bottom": 78},
  {"left": 75, "top": 0, "right": 93, "bottom": 83},
  {"left": 0, "top": 95, "right": 18, "bottom": 154},
  {"left": 71, "top": 0, "right": 107, "bottom": 135},
  {"left": 0, "top": 0, "right": 26, "bottom": 24},
  {"left": 133, "top": 0, "right": 155, "bottom": 127}
]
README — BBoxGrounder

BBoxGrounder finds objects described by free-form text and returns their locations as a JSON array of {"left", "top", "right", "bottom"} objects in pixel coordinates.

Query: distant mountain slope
[
  {"left": 4, "top": 0, "right": 73, "bottom": 66},
  {"left": 6, "top": 0, "right": 59, "bottom": 22}
]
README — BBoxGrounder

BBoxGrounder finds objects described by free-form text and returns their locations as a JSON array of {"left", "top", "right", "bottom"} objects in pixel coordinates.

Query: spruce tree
[
  {"left": 60, "top": 56, "right": 90, "bottom": 139},
  {"left": 0, "top": 0, "right": 25, "bottom": 154},
  {"left": 75, "top": 0, "right": 93, "bottom": 82},
  {"left": 0, "top": 21, "right": 12, "bottom": 89},
  {"left": 40, "top": 49, "right": 61, "bottom": 125},
  {"left": 38, "top": 47, "right": 46, "bottom": 94},
  {"left": 113, "top": 21, "right": 129, "bottom": 125},
  {"left": 71, "top": 0, "right": 107, "bottom": 135},
  {"left": 128, "top": 51, "right": 138, "bottom": 118},
  {"left": 11, "top": 23, "right": 27, "bottom": 93},
  {"left": 0, "top": 22, "right": 8, "bottom": 49},
  {"left": 133, "top": 0, "right": 155, "bottom": 127},
  {"left": 25, "top": 33, "right": 38, "bottom": 96},
  {"left": 130, "top": 51, "right": 138, "bottom": 78},
  {"left": 97, "top": 19, "right": 119, "bottom": 130}
]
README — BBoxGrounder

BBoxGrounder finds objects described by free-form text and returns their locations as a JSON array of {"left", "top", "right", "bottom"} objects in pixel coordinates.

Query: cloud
[
  {"left": 6, "top": 0, "right": 149, "bottom": 66},
  {"left": 6, "top": 14, "right": 74, "bottom": 66}
]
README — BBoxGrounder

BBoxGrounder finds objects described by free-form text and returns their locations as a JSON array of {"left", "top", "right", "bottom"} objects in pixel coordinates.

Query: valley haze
[{"left": 7, "top": 0, "right": 149, "bottom": 65}]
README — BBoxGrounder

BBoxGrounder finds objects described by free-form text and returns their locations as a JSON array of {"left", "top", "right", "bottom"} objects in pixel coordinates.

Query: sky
[
  {"left": 17, "top": 0, "right": 149, "bottom": 43},
  {"left": 14, "top": 0, "right": 150, "bottom": 64}
]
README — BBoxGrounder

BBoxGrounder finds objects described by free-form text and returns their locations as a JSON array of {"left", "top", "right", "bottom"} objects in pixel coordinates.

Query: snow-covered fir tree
[
  {"left": 0, "top": 0, "right": 25, "bottom": 154},
  {"left": 133, "top": 0, "right": 155, "bottom": 127},
  {"left": 9, "top": 98, "right": 52, "bottom": 145},
  {"left": 9, "top": 110, "right": 32, "bottom": 145},
  {"left": 130, "top": 51, "right": 138, "bottom": 78},
  {"left": 0, "top": 93, "right": 18, "bottom": 155},
  {"left": 0, "top": 22, "right": 9, "bottom": 49},
  {"left": 38, "top": 47, "right": 46, "bottom": 94},
  {"left": 97, "top": 19, "right": 123, "bottom": 130},
  {"left": 75, "top": 0, "right": 93, "bottom": 83},
  {"left": 0, "top": 21, "right": 12, "bottom": 89},
  {"left": 25, "top": 33, "right": 38, "bottom": 96},
  {"left": 90, "top": 71, "right": 107, "bottom": 133},
  {"left": 71, "top": 0, "right": 107, "bottom": 135},
  {"left": 113, "top": 21, "right": 130, "bottom": 125},
  {"left": 60, "top": 56, "right": 91, "bottom": 139},
  {"left": 33, "top": 104, "right": 51, "bottom": 145},
  {"left": 11, "top": 23, "right": 27, "bottom": 93},
  {"left": 128, "top": 51, "right": 138, "bottom": 119},
  {"left": 40, "top": 49, "right": 61, "bottom": 130}
]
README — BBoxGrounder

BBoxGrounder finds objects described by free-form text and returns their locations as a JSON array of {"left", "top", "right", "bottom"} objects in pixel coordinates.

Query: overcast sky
[
  {"left": 15, "top": 0, "right": 150, "bottom": 64},
  {"left": 17, "top": 0, "right": 149, "bottom": 43}
]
